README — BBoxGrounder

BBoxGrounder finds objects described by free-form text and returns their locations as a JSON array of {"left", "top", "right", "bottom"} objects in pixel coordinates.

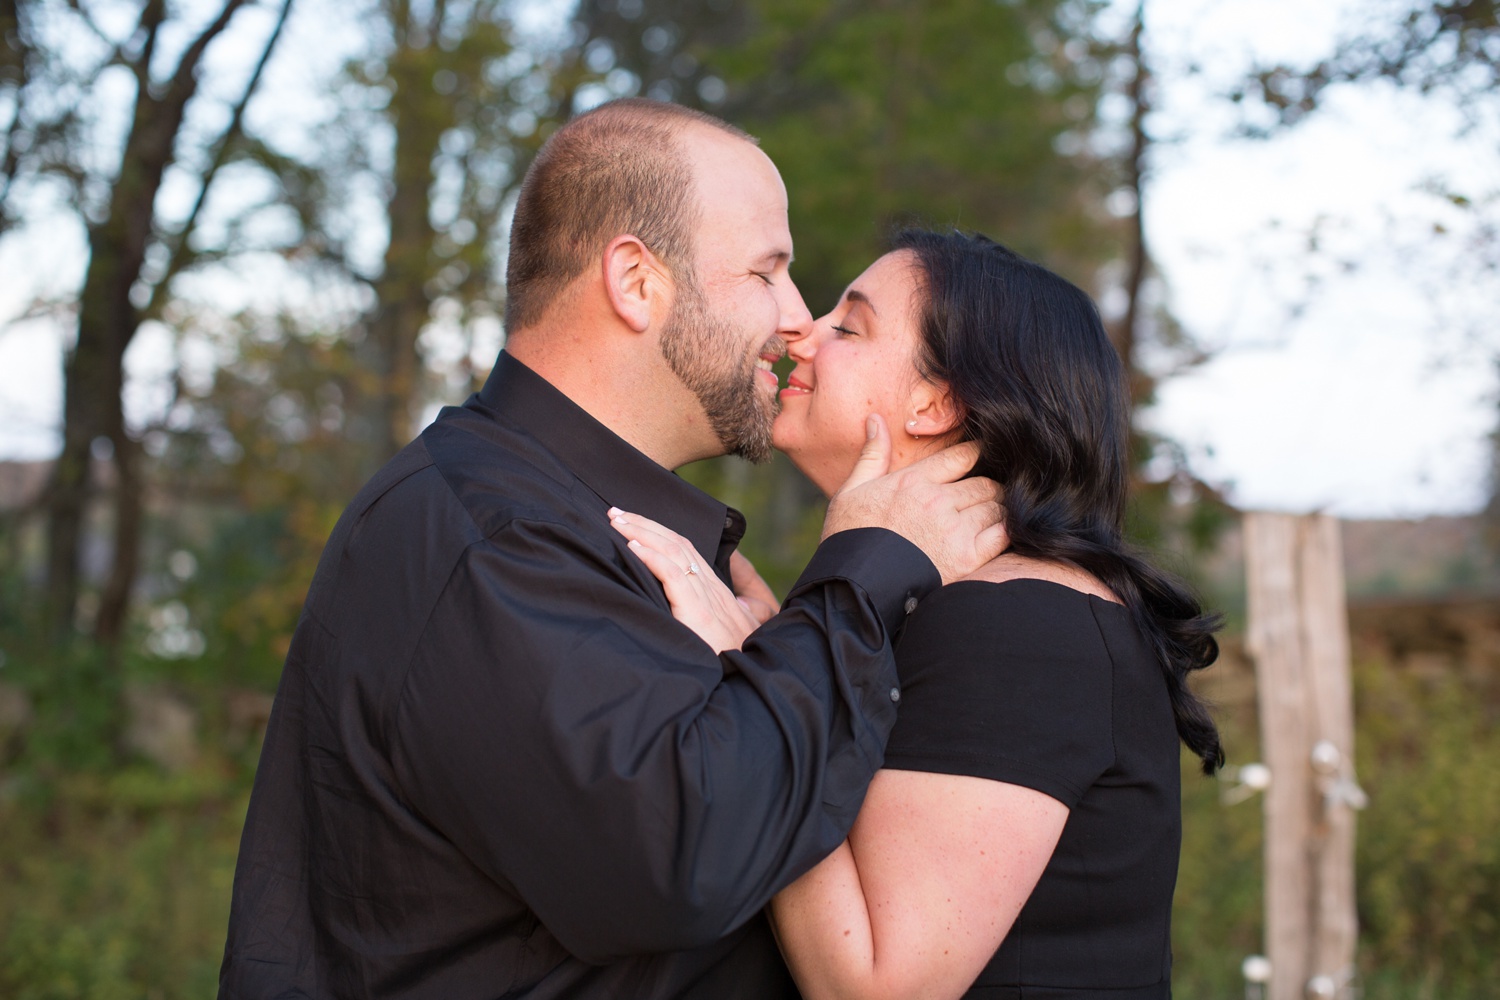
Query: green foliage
[
  {"left": 1353, "top": 654, "right": 1500, "bottom": 996},
  {"left": 0, "top": 771, "right": 247, "bottom": 1000},
  {"left": 718, "top": 0, "right": 1112, "bottom": 312},
  {"left": 2, "top": 641, "right": 123, "bottom": 776},
  {"left": 153, "top": 320, "right": 382, "bottom": 689},
  {"left": 1171, "top": 699, "right": 1265, "bottom": 995}
]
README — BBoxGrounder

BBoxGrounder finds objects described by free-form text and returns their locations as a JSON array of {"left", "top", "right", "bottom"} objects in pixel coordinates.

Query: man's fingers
[
  {"left": 967, "top": 498, "right": 1004, "bottom": 530},
  {"left": 943, "top": 476, "right": 1002, "bottom": 511},
  {"left": 730, "top": 551, "right": 780, "bottom": 611},
  {"left": 835, "top": 414, "right": 893, "bottom": 495},
  {"left": 975, "top": 520, "right": 1011, "bottom": 564},
  {"left": 904, "top": 439, "right": 982, "bottom": 485}
]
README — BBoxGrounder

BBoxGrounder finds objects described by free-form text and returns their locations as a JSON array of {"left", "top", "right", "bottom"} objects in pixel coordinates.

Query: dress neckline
[{"left": 946, "top": 575, "right": 1129, "bottom": 610}]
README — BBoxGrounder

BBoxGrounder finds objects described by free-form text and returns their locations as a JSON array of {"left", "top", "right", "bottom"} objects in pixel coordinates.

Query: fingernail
[
  {"left": 866, "top": 416, "right": 877, "bottom": 440},
  {"left": 628, "top": 539, "right": 641, "bottom": 549},
  {"left": 613, "top": 514, "right": 629, "bottom": 525},
  {"left": 607, "top": 507, "right": 622, "bottom": 517}
]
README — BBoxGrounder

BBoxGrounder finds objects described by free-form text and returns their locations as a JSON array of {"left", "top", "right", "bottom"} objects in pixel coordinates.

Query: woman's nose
[{"left": 787, "top": 315, "right": 833, "bottom": 362}]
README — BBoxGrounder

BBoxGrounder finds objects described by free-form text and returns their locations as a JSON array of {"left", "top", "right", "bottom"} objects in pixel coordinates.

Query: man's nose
[{"left": 778, "top": 281, "right": 814, "bottom": 343}]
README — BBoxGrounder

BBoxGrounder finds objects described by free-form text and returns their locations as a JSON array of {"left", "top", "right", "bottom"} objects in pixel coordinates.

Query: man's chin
[
  {"left": 724, "top": 414, "right": 776, "bottom": 464},
  {"left": 731, "top": 427, "right": 775, "bottom": 464}
]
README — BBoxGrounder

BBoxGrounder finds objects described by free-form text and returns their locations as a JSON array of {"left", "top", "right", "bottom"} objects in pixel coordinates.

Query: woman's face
[{"left": 773, "top": 251, "right": 952, "bottom": 496}]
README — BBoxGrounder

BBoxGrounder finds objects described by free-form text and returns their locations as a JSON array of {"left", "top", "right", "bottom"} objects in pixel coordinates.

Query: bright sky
[
  {"left": 0, "top": 0, "right": 1494, "bottom": 519},
  {"left": 1137, "top": 0, "right": 1497, "bottom": 517}
]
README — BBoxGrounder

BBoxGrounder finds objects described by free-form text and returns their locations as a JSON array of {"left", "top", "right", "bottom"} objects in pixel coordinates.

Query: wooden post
[{"left": 1244, "top": 513, "right": 1361, "bottom": 1000}]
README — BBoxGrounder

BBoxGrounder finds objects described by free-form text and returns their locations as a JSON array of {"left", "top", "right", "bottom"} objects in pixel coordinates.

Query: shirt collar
[{"left": 473, "top": 351, "right": 745, "bottom": 578}]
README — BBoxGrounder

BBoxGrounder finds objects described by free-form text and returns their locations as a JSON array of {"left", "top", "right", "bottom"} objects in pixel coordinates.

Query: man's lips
[
  {"left": 756, "top": 340, "right": 787, "bottom": 388},
  {"left": 755, "top": 357, "right": 779, "bottom": 388}
]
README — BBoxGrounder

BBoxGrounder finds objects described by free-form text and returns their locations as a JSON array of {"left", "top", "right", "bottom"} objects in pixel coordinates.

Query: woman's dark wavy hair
[{"left": 892, "top": 228, "right": 1224, "bottom": 774}]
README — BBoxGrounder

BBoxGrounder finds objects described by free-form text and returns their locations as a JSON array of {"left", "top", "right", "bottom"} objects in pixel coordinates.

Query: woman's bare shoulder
[{"left": 960, "top": 553, "right": 1123, "bottom": 605}]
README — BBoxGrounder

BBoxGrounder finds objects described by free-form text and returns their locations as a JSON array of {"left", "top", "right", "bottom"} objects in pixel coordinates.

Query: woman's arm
[
  {"left": 770, "top": 768, "right": 1069, "bottom": 1000},
  {"left": 606, "top": 507, "right": 1065, "bottom": 997}
]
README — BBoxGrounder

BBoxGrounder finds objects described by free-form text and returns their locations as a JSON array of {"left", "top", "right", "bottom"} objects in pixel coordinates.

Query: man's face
[
  {"left": 659, "top": 268, "right": 785, "bottom": 463},
  {"left": 660, "top": 130, "right": 811, "bottom": 463}
]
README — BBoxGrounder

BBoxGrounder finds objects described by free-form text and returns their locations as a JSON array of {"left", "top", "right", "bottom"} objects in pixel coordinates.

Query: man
[{"left": 220, "top": 98, "right": 1004, "bottom": 999}]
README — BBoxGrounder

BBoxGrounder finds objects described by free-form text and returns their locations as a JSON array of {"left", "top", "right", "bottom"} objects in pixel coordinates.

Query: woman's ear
[
  {"left": 904, "top": 382, "right": 962, "bottom": 439},
  {"left": 602, "top": 235, "right": 667, "bottom": 333}
]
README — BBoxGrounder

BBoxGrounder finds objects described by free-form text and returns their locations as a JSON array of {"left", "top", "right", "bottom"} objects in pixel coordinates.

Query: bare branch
[
  {"left": 131, "top": 0, "right": 167, "bottom": 92},
  {"left": 157, "top": 0, "right": 254, "bottom": 114},
  {"left": 142, "top": 0, "right": 298, "bottom": 319},
  {"left": 62, "top": 0, "right": 117, "bottom": 51},
  {"left": 0, "top": 0, "right": 33, "bottom": 232},
  {"left": 1114, "top": 1, "right": 1152, "bottom": 412},
  {"left": 1234, "top": 0, "right": 1500, "bottom": 132}
]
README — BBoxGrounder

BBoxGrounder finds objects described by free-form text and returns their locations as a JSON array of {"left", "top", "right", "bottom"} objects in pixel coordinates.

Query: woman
[{"left": 611, "top": 229, "right": 1222, "bottom": 999}]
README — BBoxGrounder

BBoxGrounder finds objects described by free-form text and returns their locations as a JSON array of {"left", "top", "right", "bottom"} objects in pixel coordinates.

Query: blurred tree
[
  {"left": 718, "top": 0, "right": 1111, "bottom": 313},
  {"left": 151, "top": 312, "right": 377, "bottom": 685},
  {"left": 236, "top": 0, "right": 548, "bottom": 471},
  {"left": 724, "top": 0, "right": 1128, "bottom": 570},
  {"left": 129, "top": 1, "right": 594, "bottom": 671},
  {"left": 0, "top": 0, "right": 30, "bottom": 238},
  {"left": 1107, "top": 0, "right": 1228, "bottom": 554},
  {"left": 0, "top": 0, "right": 296, "bottom": 647},
  {"left": 1232, "top": 0, "right": 1497, "bottom": 132},
  {"left": 356, "top": 0, "right": 542, "bottom": 461},
  {"left": 562, "top": 0, "right": 747, "bottom": 112}
]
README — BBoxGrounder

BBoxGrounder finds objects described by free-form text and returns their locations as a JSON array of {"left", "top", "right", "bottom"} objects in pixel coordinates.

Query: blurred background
[{"left": 0, "top": 0, "right": 1497, "bottom": 995}]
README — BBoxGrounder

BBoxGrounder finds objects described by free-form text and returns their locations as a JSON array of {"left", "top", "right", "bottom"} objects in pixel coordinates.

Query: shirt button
[
  {"left": 889, "top": 687, "right": 901, "bottom": 704},
  {"left": 904, "top": 596, "right": 918, "bottom": 614}
]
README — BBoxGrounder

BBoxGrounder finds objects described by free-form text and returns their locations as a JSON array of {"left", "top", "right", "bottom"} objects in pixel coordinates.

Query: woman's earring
[{"left": 906, "top": 419, "right": 921, "bottom": 439}]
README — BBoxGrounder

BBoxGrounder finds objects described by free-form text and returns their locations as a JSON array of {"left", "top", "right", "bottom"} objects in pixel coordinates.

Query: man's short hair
[{"left": 504, "top": 98, "right": 757, "bottom": 332}]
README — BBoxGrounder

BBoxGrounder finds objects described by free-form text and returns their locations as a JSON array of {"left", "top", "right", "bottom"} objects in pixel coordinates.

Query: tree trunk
[
  {"left": 367, "top": 3, "right": 447, "bottom": 460},
  {"left": 48, "top": 205, "right": 142, "bottom": 639},
  {"left": 43, "top": 0, "right": 270, "bottom": 642},
  {"left": 1115, "top": 0, "right": 1151, "bottom": 417},
  {"left": 94, "top": 431, "right": 143, "bottom": 646}
]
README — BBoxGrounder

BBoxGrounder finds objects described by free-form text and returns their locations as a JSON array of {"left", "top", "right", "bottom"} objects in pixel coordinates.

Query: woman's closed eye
[{"left": 832, "top": 324, "right": 860, "bottom": 338}]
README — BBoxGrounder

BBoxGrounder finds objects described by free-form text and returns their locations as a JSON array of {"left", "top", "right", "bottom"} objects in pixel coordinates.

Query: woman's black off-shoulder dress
[{"left": 885, "top": 578, "right": 1182, "bottom": 1000}]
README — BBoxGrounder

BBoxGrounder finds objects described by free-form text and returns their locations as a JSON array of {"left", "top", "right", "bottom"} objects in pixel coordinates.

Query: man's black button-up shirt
[{"left": 219, "top": 351, "right": 939, "bottom": 999}]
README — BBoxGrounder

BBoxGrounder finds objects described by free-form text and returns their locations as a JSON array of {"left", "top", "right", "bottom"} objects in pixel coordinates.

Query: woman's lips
[{"left": 780, "top": 374, "right": 811, "bottom": 398}]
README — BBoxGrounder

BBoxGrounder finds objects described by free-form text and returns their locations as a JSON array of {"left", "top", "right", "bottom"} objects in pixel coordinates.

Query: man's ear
[
  {"left": 603, "top": 235, "right": 667, "bottom": 333},
  {"left": 905, "top": 381, "right": 963, "bottom": 439}
]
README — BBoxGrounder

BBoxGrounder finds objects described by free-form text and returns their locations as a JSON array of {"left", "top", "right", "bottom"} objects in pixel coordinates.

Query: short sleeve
[{"left": 882, "top": 579, "right": 1117, "bottom": 808}]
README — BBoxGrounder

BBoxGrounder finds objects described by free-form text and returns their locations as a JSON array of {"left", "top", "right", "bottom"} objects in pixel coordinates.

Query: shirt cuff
[{"left": 789, "top": 527, "right": 941, "bottom": 636}]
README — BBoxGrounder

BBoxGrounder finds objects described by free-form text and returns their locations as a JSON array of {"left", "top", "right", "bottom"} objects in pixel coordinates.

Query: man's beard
[{"left": 659, "top": 277, "right": 781, "bottom": 464}]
